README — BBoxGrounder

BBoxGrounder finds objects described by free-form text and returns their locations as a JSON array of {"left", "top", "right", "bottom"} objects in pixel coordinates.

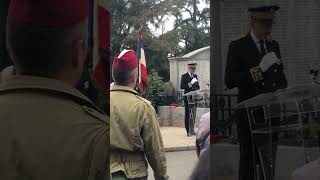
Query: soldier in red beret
[
  {"left": 110, "top": 50, "right": 168, "bottom": 180},
  {"left": 0, "top": 0, "right": 109, "bottom": 179}
]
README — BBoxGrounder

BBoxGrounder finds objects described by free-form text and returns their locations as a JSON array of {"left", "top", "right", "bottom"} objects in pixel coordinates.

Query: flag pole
[{"left": 136, "top": 26, "right": 143, "bottom": 92}]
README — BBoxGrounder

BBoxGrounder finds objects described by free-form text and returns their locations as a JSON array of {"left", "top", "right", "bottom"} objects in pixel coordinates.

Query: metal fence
[
  {"left": 211, "top": 94, "right": 238, "bottom": 137},
  {"left": 176, "top": 89, "right": 210, "bottom": 108},
  {"left": 176, "top": 90, "right": 238, "bottom": 136}
]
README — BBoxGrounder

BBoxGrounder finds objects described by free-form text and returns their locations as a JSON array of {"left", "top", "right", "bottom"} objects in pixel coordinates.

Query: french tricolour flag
[{"left": 136, "top": 31, "right": 148, "bottom": 92}]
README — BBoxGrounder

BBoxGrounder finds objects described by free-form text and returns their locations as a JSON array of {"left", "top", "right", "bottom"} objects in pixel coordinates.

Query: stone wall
[{"left": 157, "top": 106, "right": 210, "bottom": 127}]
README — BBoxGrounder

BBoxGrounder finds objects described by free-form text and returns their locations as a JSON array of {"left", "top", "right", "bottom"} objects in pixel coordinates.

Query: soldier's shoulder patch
[{"left": 82, "top": 105, "right": 108, "bottom": 123}]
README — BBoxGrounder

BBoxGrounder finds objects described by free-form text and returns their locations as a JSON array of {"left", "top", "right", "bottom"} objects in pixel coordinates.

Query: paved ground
[
  {"left": 148, "top": 150, "right": 198, "bottom": 180},
  {"left": 146, "top": 127, "right": 198, "bottom": 180},
  {"left": 160, "top": 127, "right": 197, "bottom": 151}
]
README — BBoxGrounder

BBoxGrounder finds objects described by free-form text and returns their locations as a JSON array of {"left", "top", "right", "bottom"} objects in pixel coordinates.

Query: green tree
[
  {"left": 110, "top": 0, "right": 174, "bottom": 56},
  {"left": 172, "top": 0, "right": 210, "bottom": 54},
  {"left": 110, "top": 0, "right": 174, "bottom": 81},
  {"left": 143, "top": 69, "right": 166, "bottom": 110}
]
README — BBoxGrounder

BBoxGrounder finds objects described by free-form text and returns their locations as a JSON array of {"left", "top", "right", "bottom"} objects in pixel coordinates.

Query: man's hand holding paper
[
  {"left": 191, "top": 78, "right": 198, "bottom": 84},
  {"left": 259, "top": 52, "right": 281, "bottom": 72}
]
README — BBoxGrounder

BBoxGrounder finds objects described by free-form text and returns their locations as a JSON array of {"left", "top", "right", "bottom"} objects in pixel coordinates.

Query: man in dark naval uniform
[
  {"left": 225, "top": 5, "right": 287, "bottom": 180},
  {"left": 181, "top": 63, "right": 200, "bottom": 136}
]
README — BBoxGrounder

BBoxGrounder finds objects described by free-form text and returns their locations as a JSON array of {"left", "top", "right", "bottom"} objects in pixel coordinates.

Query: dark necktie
[{"left": 259, "top": 40, "right": 267, "bottom": 56}]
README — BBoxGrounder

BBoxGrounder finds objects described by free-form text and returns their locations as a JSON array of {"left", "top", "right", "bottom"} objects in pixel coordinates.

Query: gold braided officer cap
[
  {"left": 188, "top": 63, "right": 197, "bottom": 69},
  {"left": 248, "top": 5, "right": 280, "bottom": 20}
]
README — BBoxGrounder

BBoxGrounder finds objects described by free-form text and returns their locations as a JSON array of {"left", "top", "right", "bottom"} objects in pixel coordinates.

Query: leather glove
[{"left": 259, "top": 52, "right": 281, "bottom": 72}]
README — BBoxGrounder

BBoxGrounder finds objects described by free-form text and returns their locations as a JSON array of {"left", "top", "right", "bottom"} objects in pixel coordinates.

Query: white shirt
[{"left": 251, "top": 30, "right": 267, "bottom": 53}]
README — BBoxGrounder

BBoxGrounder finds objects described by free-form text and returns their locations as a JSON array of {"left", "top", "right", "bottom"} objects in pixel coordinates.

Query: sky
[{"left": 149, "top": 0, "right": 210, "bottom": 37}]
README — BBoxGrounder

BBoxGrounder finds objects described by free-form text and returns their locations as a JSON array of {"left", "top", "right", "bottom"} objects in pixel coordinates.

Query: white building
[{"left": 169, "top": 46, "right": 210, "bottom": 91}]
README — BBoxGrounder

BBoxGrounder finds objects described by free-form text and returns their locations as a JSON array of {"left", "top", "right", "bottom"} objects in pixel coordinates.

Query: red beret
[
  {"left": 8, "top": 0, "right": 88, "bottom": 27},
  {"left": 112, "top": 50, "right": 138, "bottom": 71}
]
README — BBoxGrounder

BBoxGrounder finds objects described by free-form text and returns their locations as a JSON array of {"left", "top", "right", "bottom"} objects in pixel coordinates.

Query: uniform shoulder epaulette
[
  {"left": 136, "top": 95, "right": 152, "bottom": 106},
  {"left": 82, "top": 105, "right": 108, "bottom": 123}
]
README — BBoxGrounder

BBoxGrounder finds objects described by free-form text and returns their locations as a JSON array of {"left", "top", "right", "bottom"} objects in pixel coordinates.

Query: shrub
[{"left": 143, "top": 69, "right": 166, "bottom": 111}]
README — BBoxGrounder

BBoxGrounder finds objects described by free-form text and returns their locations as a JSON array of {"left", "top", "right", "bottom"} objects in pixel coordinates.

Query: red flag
[{"left": 93, "top": 1, "right": 110, "bottom": 93}]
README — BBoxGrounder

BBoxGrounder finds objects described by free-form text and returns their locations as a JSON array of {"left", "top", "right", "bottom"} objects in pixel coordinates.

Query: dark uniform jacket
[
  {"left": 225, "top": 34, "right": 287, "bottom": 144},
  {"left": 225, "top": 34, "right": 287, "bottom": 103},
  {"left": 180, "top": 73, "right": 200, "bottom": 94}
]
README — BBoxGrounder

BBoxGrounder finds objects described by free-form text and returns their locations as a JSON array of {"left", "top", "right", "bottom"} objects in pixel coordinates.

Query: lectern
[{"left": 236, "top": 83, "right": 320, "bottom": 180}]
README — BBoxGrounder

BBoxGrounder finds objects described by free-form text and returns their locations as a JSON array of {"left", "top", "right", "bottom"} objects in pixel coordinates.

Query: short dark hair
[
  {"left": 112, "top": 68, "right": 137, "bottom": 86},
  {"left": 6, "top": 16, "right": 87, "bottom": 77}
]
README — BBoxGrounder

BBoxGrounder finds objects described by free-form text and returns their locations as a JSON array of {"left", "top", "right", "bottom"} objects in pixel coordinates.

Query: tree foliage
[
  {"left": 143, "top": 69, "right": 166, "bottom": 110},
  {"left": 171, "top": 0, "right": 210, "bottom": 54}
]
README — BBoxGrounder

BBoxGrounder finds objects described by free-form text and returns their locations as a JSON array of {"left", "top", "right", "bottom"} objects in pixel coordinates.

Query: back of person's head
[
  {"left": 6, "top": 0, "right": 88, "bottom": 84},
  {"left": 112, "top": 68, "right": 138, "bottom": 86},
  {"left": 112, "top": 50, "right": 139, "bottom": 87}
]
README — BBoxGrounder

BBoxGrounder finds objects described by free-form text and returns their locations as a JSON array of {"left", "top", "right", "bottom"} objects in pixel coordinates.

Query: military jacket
[
  {"left": 180, "top": 73, "right": 200, "bottom": 94},
  {"left": 224, "top": 34, "right": 288, "bottom": 144},
  {"left": 0, "top": 75, "right": 109, "bottom": 180},
  {"left": 110, "top": 84, "right": 168, "bottom": 180},
  {"left": 225, "top": 34, "right": 287, "bottom": 103}
]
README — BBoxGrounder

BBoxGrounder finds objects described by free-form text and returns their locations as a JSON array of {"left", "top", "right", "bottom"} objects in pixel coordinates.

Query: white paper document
[{"left": 191, "top": 78, "right": 198, "bottom": 84}]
